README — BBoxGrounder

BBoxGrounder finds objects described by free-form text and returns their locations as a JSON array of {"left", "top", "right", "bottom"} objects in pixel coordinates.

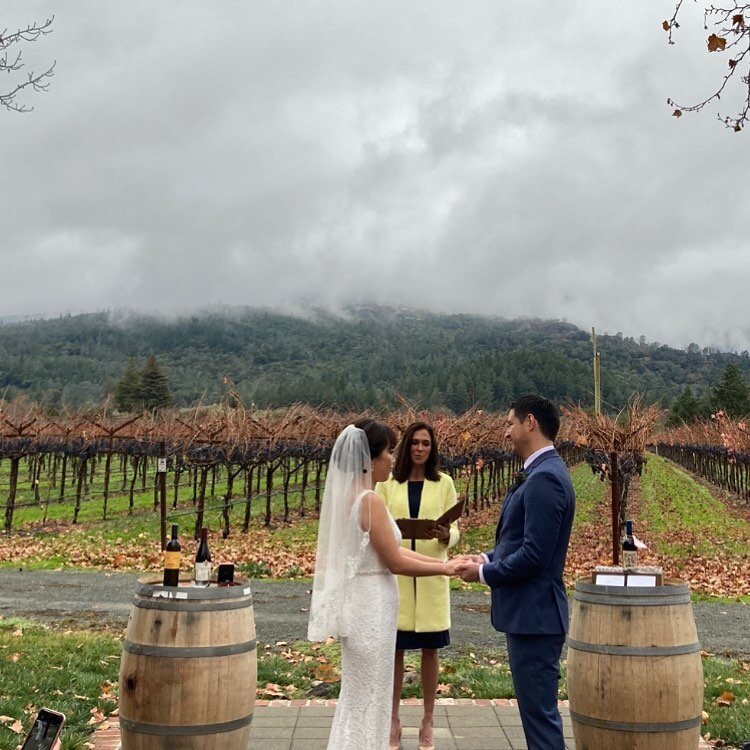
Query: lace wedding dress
[{"left": 326, "top": 493, "right": 401, "bottom": 750}]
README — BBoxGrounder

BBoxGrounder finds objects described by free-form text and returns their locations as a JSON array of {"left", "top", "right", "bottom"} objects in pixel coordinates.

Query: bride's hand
[{"left": 444, "top": 558, "right": 465, "bottom": 576}]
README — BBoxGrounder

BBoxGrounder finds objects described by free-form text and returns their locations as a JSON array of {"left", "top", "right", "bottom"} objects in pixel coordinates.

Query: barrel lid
[{"left": 135, "top": 577, "right": 253, "bottom": 600}]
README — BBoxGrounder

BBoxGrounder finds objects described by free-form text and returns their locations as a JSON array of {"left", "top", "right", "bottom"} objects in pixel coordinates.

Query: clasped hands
[{"left": 444, "top": 553, "right": 485, "bottom": 582}]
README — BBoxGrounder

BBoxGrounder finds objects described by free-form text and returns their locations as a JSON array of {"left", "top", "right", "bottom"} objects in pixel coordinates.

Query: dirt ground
[{"left": 0, "top": 569, "right": 747, "bottom": 659}]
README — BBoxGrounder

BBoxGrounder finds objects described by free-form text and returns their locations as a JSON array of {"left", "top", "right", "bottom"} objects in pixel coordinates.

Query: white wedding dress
[{"left": 326, "top": 492, "right": 401, "bottom": 750}]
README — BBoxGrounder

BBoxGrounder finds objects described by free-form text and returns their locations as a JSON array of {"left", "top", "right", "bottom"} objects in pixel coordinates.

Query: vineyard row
[
  {"left": 0, "top": 434, "right": 586, "bottom": 537},
  {"left": 653, "top": 443, "right": 750, "bottom": 502}
]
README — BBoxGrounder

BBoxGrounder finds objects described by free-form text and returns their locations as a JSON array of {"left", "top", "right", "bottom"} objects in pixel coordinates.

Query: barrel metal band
[
  {"left": 575, "top": 581, "right": 689, "bottom": 597},
  {"left": 569, "top": 710, "right": 702, "bottom": 733},
  {"left": 135, "top": 581, "right": 253, "bottom": 600},
  {"left": 133, "top": 596, "right": 253, "bottom": 612},
  {"left": 574, "top": 592, "right": 690, "bottom": 606},
  {"left": 120, "top": 713, "right": 253, "bottom": 736},
  {"left": 123, "top": 638, "right": 257, "bottom": 658},
  {"left": 567, "top": 639, "right": 700, "bottom": 657}
]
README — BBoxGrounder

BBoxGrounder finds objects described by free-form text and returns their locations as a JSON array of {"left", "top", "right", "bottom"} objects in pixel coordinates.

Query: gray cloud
[{"left": 2, "top": 1, "right": 749, "bottom": 350}]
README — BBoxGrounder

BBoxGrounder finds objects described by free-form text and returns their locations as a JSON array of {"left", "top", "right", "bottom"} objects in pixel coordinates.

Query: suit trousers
[{"left": 506, "top": 633, "right": 566, "bottom": 750}]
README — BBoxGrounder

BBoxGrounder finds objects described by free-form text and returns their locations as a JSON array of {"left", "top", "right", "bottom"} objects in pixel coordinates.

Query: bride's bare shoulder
[{"left": 358, "top": 490, "right": 388, "bottom": 527}]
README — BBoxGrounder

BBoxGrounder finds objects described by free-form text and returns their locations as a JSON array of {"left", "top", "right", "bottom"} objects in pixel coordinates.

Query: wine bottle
[
  {"left": 622, "top": 519, "right": 638, "bottom": 569},
  {"left": 163, "top": 524, "right": 181, "bottom": 587},
  {"left": 193, "top": 527, "right": 212, "bottom": 587}
]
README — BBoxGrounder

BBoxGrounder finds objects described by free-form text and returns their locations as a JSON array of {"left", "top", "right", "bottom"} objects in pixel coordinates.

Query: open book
[{"left": 395, "top": 500, "right": 466, "bottom": 540}]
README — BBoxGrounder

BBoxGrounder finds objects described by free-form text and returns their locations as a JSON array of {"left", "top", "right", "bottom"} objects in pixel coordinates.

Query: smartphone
[{"left": 21, "top": 708, "right": 66, "bottom": 750}]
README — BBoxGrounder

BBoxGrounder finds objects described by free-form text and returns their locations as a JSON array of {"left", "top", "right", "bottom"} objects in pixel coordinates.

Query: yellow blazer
[{"left": 375, "top": 472, "right": 459, "bottom": 632}]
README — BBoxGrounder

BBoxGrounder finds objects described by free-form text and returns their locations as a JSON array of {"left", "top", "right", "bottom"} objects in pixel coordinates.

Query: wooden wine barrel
[
  {"left": 567, "top": 579, "right": 704, "bottom": 750},
  {"left": 119, "top": 577, "right": 257, "bottom": 750}
]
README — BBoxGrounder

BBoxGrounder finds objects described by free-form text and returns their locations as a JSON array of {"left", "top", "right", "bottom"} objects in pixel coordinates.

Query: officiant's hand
[{"left": 427, "top": 523, "right": 450, "bottom": 544}]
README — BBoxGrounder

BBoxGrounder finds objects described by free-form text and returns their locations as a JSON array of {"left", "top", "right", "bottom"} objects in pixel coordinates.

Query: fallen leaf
[
  {"left": 715, "top": 690, "right": 734, "bottom": 706},
  {"left": 314, "top": 663, "right": 339, "bottom": 683}
]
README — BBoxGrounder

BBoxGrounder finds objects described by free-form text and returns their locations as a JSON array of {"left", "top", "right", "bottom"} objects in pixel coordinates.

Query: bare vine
[
  {"left": 664, "top": 2, "right": 750, "bottom": 130},
  {"left": 0, "top": 16, "right": 55, "bottom": 113}
]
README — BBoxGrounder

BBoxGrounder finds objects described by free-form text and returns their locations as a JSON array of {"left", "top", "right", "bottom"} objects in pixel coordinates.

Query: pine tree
[
  {"left": 139, "top": 356, "right": 171, "bottom": 410},
  {"left": 667, "top": 386, "right": 701, "bottom": 426},
  {"left": 114, "top": 359, "right": 142, "bottom": 412},
  {"left": 711, "top": 364, "right": 750, "bottom": 417}
]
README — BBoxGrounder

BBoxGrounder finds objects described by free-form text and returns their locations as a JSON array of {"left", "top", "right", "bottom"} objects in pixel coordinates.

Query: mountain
[{"left": 1, "top": 307, "right": 748, "bottom": 412}]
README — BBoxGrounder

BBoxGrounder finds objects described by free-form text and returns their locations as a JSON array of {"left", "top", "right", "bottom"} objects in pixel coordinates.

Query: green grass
[
  {"left": 569, "top": 463, "right": 608, "bottom": 526},
  {"left": 702, "top": 656, "right": 750, "bottom": 747},
  {"left": 0, "top": 618, "right": 120, "bottom": 750}
]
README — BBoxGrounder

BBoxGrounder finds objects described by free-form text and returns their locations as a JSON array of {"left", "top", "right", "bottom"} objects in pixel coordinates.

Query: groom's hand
[{"left": 455, "top": 561, "right": 481, "bottom": 583}]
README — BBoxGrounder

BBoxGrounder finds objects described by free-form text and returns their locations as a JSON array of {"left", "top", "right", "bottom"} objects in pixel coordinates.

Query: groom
[{"left": 456, "top": 395, "right": 575, "bottom": 750}]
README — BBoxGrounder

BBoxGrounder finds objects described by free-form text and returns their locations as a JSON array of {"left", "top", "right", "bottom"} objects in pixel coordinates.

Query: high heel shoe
[
  {"left": 388, "top": 719, "right": 401, "bottom": 750},
  {"left": 418, "top": 720, "right": 435, "bottom": 750}
]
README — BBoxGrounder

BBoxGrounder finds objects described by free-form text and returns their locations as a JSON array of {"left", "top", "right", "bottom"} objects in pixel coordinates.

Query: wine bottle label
[
  {"left": 164, "top": 551, "right": 181, "bottom": 570},
  {"left": 194, "top": 561, "right": 211, "bottom": 582},
  {"left": 622, "top": 550, "right": 638, "bottom": 569}
]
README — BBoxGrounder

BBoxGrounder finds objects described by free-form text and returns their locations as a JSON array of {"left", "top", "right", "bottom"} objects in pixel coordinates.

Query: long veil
[{"left": 308, "top": 424, "right": 372, "bottom": 641}]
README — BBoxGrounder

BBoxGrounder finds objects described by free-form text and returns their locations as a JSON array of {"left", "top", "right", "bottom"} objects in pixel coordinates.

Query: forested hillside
[{"left": 1, "top": 306, "right": 748, "bottom": 411}]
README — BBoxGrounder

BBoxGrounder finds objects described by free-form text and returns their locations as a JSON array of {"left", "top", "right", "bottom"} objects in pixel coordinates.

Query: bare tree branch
[
  {"left": 664, "top": 2, "right": 750, "bottom": 131},
  {"left": 0, "top": 16, "right": 55, "bottom": 113}
]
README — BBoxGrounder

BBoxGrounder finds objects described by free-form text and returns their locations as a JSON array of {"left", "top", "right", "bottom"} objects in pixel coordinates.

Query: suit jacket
[
  {"left": 483, "top": 449, "right": 575, "bottom": 635},
  {"left": 375, "top": 472, "right": 459, "bottom": 631}
]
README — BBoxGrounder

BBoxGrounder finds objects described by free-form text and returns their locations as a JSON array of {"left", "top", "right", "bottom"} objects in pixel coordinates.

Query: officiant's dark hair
[
  {"left": 353, "top": 418, "right": 397, "bottom": 459},
  {"left": 510, "top": 395, "right": 560, "bottom": 441},
  {"left": 393, "top": 421, "right": 440, "bottom": 483}
]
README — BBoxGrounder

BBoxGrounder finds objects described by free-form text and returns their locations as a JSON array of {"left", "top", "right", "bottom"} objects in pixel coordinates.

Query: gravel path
[{"left": 0, "top": 569, "right": 748, "bottom": 659}]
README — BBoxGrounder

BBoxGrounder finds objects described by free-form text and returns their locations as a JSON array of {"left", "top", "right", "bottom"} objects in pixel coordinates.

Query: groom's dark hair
[{"left": 510, "top": 395, "right": 560, "bottom": 441}]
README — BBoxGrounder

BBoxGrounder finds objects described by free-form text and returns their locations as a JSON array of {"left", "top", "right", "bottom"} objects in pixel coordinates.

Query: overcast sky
[{"left": 2, "top": 1, "right": 749, "bottom": 351}]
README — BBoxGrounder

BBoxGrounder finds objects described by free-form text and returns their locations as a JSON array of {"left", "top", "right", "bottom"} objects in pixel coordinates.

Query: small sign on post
[{"left": 159, "top": 441, "right": 167, "bottom": 550}]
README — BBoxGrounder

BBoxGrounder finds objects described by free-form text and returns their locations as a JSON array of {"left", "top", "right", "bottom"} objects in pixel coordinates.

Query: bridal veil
[{"left": 308, "top": 424, "right": 373, "bottom": 641}]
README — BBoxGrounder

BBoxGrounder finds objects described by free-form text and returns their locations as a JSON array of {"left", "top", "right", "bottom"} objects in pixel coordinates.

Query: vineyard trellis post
[
  {"left": 4, "top": 455, "right": 21, "bottom": 534},
  {"left": 159, "top": 440, "right": 167, "bottom": 550},
  {"left": 610, "top": 450, "right": 620, "bottom": 565},
  {"left": 2, "top": 415, "right": 36, "bottom": 533}
]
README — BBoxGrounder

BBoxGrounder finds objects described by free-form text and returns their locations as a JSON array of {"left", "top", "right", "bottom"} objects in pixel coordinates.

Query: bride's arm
[
  {"left": 401, "top": 547, "right": 444, "bottom": 564},
  {"left": 361, "top": 492, "right": 451, "bottom": 577}
]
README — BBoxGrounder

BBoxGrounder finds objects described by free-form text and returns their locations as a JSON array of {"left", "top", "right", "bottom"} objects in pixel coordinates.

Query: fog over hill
[
  {"left": 3, "top": 3, "right": 750, "bottom": 353},
  {"left": 1, "top": 306, "right": 748, "bottom": 412}
]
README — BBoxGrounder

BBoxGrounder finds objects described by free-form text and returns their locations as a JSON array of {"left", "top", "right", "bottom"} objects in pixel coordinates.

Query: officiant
[{"left": 376, "top": 421, "right": 460, "bottom": 750}]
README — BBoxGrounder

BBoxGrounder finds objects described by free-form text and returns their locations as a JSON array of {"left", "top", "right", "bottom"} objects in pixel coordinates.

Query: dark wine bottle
[
  {"left": 622, "top": 519, "right": 637, "bottom": 569},
  {"left": 193, "top": 527, "right": 212, "bottom": 587},
  {"left": 163, "top": 524, "right": 181, "bottom": 587}
]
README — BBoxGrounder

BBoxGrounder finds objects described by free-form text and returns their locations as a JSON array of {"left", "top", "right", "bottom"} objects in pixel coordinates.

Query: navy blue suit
[{"left": 483, "top": 449, "right": 575, "bottom": 750}]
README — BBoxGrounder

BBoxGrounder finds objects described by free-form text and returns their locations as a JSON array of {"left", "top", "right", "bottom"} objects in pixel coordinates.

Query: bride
[{"left": 308, "top": 419, "right": 457, "bottom": 750}]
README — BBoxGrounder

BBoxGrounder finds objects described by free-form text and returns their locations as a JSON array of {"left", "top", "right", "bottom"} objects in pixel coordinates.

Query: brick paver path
[{"left": 93, "top": 699, "right": 711, "bottom": 749}]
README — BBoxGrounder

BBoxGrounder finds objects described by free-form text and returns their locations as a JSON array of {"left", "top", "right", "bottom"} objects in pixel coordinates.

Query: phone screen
[{"left": 21, "top": 710, "right": 64, "bottom": 750}]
